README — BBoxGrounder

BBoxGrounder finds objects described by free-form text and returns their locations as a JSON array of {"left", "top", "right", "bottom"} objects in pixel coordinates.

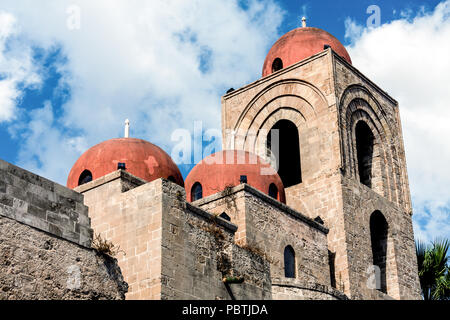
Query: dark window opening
[
  {"left": 284, "top": 245, "right": 296, "bottom": 278},
  {"left": 168, "top": 176, "right": 176, "bottom": 183},
  {"left": 328, "top": 250, "right": 336, "bottom": 288},
  {"left": 355, "top": 121, "right": 374, "bottom": 188},
  {"left": 191, "top": 182, "right": 203, "bottom": 202},
  {"left": 219, "top": 212, "right": 231, "bottom": 222},
  {"left": 267, "top": 119, "right": 302, "bottom": 187},
  {"left": 370, "top": 210, "right": 388, "bottom": 294},
  {"left": 314, "top": 216, "right": 324, "bottom": 225},
  {"left": 240, "top": 175, "right": 247, "bottom": 184},
  {"left": 268, "top": 183, "right": 278, "bottom": 200},
  {"left": 272, "top": 58, "right": 283, "bottom": 73},
  {"left": 78, "top": 170, "right": 93, "bottom": 186},
  {"left": 117, "top": 162, "right": 126, "bottom": 170}
]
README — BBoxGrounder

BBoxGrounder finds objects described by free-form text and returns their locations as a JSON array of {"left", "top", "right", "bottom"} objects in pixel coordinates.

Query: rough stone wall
[
  {"left": 196, "top": 184, "right": 331, "bottom": 288},
  {"left": 341, "top": 176, "right": 421, "bottom": 300},
  {"left": 0, "top": 216, "right": 127, "bottom": 300},
  {"left": 0, "top": 160, "right": 127, "bottom": 300},
  {"left": 0, "top": 159, "right": 93, "bottom": 247},
  {"left": 79, "top": 171, "right": 272, "bottom": 300},
  {"left": 161, "top": 182, "right": 271, "bottom": 300}
]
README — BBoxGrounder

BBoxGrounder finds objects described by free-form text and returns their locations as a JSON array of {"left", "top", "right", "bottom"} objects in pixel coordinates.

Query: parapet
[{"left": 0, "top": 159, "right": 93, "bottom": 247}]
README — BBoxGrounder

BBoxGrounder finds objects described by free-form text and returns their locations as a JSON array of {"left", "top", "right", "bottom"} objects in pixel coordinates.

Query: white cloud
[
  {"left": 0, "top": 11, "right": 41, "bottom": 121},
  {"left": 345, "top": 1, "right": 450, "bottom": 243},
  {"left": 0, "top": 0, "right": 284, "bottom": 184}
]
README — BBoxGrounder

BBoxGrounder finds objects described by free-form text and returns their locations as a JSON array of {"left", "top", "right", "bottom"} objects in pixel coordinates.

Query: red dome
[
  {"left": 262, "top": 27, "right": 352, "bottom": 77},
  {"left": 185, "top": 150, "right": 285, "bottom": 203},
  {"left": 67, "top": 138, "right": 184, "bottom": 189}
]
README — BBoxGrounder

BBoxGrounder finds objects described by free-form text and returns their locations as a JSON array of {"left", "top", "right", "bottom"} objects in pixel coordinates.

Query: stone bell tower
[{"left": 221, "top": 21, "right": 421, "bottom": 300}]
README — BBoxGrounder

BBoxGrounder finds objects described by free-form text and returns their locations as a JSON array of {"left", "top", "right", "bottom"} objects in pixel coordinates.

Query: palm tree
[{"left": 416, "top": 239, "right": 450, "bottom": 300}]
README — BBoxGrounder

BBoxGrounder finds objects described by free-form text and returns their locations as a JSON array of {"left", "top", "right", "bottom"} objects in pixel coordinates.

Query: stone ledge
[
  {"left": 193, "top": 183, "right": 329, "bottom": 234},
  {"left": 272, "top": 277, "right": 348, "bottom": 300},
  {"left": 74, "top": 169, "right": 147, "bottom": 193},
  {"left": 186, "top": 202, "right": 238, "bottom": 233}
]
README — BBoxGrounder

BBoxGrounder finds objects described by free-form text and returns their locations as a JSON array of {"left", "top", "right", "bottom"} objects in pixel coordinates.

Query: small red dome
[
  {"left": 262, "top": 27, "right": 351, "bottom": 77},
  {"left": 67, "top": 138, "right": 184, "bottom": 189},
  {"left": 185, "top": 150, "right": 285, "bottom": 203}
]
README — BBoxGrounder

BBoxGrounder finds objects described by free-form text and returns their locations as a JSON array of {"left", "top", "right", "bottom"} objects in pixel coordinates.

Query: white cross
[{"left": 124, "top": 119, "right": 130, "bottom": 138}]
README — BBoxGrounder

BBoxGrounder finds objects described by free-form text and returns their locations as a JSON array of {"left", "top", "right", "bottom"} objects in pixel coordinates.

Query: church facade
[{"left": 0, "top": 23, "right": 422, "bottom": 300}]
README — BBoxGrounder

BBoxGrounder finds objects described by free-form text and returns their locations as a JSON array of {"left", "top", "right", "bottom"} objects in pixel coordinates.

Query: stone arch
[
  {"left": 233, "top": 79, "right": 328, "bottom": 143},
  {"left": 339, "top": 85, "right": 402, "bottom": 204},
  {"left": 230, "top": 80, "right": 328, "bottom": 183}
]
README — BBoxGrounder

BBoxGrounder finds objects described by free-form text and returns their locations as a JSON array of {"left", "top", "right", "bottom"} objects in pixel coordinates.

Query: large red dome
[
  {"left": 262, "top": 27, "right": 351, "bottom": 77},
  {"left": 185, "top": 150, "right": 285, "bottom": 203},
  {"left": 67, "top": 138, "right": 184, "bottom": 189}
]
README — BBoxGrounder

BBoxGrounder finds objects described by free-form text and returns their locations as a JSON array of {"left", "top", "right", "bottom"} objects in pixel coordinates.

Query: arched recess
[
  {"left": 191, "top": 182, "right": 203, "bottom": 202},
  {"left": 370, "top": 210, "right": 389, "bottom": 294},
  {"left": 284, "top": 245, "right": 296, "bottom": 278},
  {"left": 339, "top": 85, "right": 404, "bottom": 205},
  {"left": 267, "top": 119, "right": 302, "bottom": 187}
]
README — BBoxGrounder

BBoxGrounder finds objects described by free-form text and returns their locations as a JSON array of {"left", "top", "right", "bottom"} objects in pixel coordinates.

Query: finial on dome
[
  {"left": 124, "top": 119, "right": 130, "bottom": 138},
  {"left": 302, "top": 16, "right": 307, "bottom": 28}
]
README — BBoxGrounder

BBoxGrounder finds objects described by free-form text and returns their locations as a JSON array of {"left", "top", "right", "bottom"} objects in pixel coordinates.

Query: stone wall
[
  {"left": 341, "top": 176, "right": 421, "bottom": 300},
  {"left": 0, "top": 159, "right": 127, "bottom": 300},
  {"left": 0, "top": 216, "right": 127, "bottom": 300},
  {"left": 194, "top": 184, "right": 332, "bottom": 288},
  {"left": 0, "top": 159, "right": 93, "bottom": 247},
  {"left": 78, "top": 171, "right": 272, "bottom": 300}
]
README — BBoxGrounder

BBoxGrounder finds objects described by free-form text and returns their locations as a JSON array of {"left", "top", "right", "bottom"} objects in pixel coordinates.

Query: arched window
[
  {"left": 78, "top": 170, "right": 93, "bottom": 186},
  {"left": 370, "top": 211, "right": 388, "bottom": 293},
  {"left": 268, "top": 183, "right": 278, "bottom": 200},
  {"left": 191, "top": 182, "right": 203, "bottom": 201},
  {"left": 272, "top": 58, "right": 283, "bottom": 73},
  {"left": 267, "top": 120, "right": 302, "bottom": 187},
  {"left": 355, "top": 121, "right": 374, "bottom": 188},
  {"left": 284, "top": 245, "right": 296, "bottom": 278}
]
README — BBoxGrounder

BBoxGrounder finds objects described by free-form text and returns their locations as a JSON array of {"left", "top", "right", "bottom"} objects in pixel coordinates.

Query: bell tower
[{"left": 221, "top": 24, "right": 421, "bottom": 300}]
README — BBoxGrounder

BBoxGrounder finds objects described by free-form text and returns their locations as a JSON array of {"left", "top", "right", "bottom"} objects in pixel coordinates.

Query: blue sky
[{"left": 0, "top": 0, "right": 449, "bottom": 244}]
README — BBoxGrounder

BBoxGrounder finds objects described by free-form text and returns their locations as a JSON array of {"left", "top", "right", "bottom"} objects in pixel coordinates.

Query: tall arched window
[
  {"left": 272, "top": 58, "right": 283, "bottom": 73},
  {"left": 191, "top": 182, "right": 203, "bottom": 202},
  {"left": 355, "top": 121, "right": 374, "bottom": 188},
  {"left": 78, "top": 170, "right": 93, "bottom": 186},
  {"left": 268, "top": 183, "right": 278, "bottom": 200},
  {"left": 284, "top": 245, "right": 296, "bottom": 278},
  {"left": 267, "top": 120, "right": 302, "bottom": 187},
  {"left": 370, "top": 210, "right": 388, "bottom": 293}
]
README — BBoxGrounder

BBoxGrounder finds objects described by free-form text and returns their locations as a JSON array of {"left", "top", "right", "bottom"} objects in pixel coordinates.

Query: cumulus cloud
[
  {"left": 0, "top": 0, "right": 284, "bottom": 184},
  {"left": 0, "top": 11, "right": 42, "bottom": 121},
  {"left": 345, "top": 1, "right": 450, "bottom": 242}
]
